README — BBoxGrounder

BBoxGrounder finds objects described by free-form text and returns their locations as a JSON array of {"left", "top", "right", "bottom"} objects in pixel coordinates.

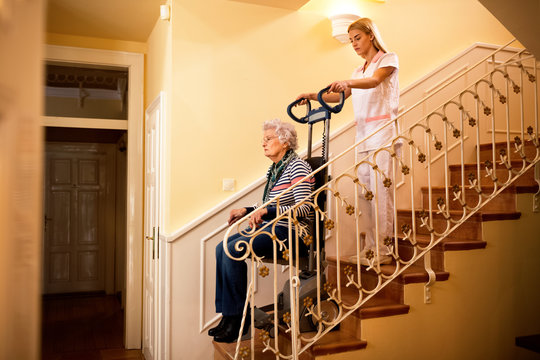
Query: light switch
[{"left": 223, "top": 178, "right": 235, "bottom": 192}]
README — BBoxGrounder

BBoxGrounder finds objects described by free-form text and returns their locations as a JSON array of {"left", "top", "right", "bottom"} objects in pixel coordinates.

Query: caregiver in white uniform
[{"left": 296, "top": 17, "right": 399, "bottom": 266}]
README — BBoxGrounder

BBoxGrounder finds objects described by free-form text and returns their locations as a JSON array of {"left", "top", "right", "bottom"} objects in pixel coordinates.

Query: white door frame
[{"left": 43, "top": 45, "right": 144, "bottom": 348}]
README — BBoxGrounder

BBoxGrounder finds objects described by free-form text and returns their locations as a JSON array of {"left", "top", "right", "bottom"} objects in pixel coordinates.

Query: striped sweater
[{"left": 249, "top": 157, "right": 314, "bottom": 229}]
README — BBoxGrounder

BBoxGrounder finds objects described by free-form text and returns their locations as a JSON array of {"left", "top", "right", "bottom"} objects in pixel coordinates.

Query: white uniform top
[{"left": 351, "top": 51, "right": 399, "bottom": 151}]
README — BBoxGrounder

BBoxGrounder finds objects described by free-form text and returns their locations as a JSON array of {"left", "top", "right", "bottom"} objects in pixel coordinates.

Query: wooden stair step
[
  {"left": 299, "top": 330, "right": 368, "bottom": 357},
  {"left": 397, "top": 209, "right": 483, "bottom": 240},
  {"left": 480, "top": 211, "right": 521, "bottom": 221},
  {"left": 397, "top": 208, "right": 522, "bottom": 240},
  {"left": 398, "top": 233, "right": 487, "bottom": 251},
  {"left": 359, "top": 302, "right": 410, "bottom": 319},
  {"left": 278, "top": 318, "right": 368, "bottom": 359},
  {"left": 420, "top": 185, "right": 517, "bottom": 212},
  {"left": 213, "top": 328, "right": 278, "bottom": 360},
  {"left": 343, "top": 293, "right": 410, "bottom": 320},
  {"left": 328, "top": 256, "right": 450, "bottom": 285},
  {"left": 449, "top": 161, "right": 537, "bottom": 191},
  {"left": 327, "top": 256, "right": 404, "bottom": 307},
  {"left": 378, "top": 263, "right": 450, "bottom": 284},
  {"left": 478, "top": 140, "right": 538, "bottom": 162},
  {"left": 213, "top": 316, "right": 368, "bottom": 359}
]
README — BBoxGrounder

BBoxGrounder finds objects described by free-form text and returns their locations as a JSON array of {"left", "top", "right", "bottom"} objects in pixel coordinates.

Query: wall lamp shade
[
  {"left": 160, "top": 4, "right": 170, "bottom": 21},
  {"left": 329, "top": 14, "right": 360, "bottom": 43}
]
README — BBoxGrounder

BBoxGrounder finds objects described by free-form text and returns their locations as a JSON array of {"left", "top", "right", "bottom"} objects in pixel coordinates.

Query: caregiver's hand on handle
[
  {"left": 295, "top": 93, "right": 316, "bottom": 106},
  {"left": 328, "top": 80, "right": 350, "bottom": 93}
]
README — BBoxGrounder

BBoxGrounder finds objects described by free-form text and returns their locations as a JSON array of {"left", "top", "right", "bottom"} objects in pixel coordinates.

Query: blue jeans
[{"left": 214, "top": 224, "right": 307, "bottom": 316}]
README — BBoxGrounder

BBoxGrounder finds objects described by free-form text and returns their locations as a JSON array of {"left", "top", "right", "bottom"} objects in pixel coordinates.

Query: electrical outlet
[{"left": 222, "top": 178, "right": 235, "bottom": 192}]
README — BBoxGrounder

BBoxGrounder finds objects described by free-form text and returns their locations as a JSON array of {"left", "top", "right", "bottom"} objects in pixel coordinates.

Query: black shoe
[
  {"left": 213, "top": 315, "right": 250, "bottom": 343},
  {"left": 208, "top": 316, "right": 228, "bottom": 337}
]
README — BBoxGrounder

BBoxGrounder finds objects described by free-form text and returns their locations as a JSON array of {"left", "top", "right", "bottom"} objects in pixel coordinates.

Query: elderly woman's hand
[
  {"left": 228, "top": 208, "right": 247, "bottom": 226},
  {"left": 249, "top": 208, "right": 268, "bottom": 229}
]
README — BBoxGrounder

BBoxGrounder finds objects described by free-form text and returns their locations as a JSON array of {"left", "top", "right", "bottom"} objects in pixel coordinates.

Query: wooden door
[{"left": 44, "top": 143, "right": 115, "bottom": 294}]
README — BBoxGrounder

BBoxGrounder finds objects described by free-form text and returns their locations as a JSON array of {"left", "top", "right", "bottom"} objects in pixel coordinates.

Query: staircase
[{"left": 214, "top": 40, "right": 540, "bottom": 359}]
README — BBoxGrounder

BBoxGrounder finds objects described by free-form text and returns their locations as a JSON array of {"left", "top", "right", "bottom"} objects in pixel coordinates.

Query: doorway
[
  {"left": 43, "top": 45, "right": 144, "bottom": 349},
  {"left": 43, "top": 128, "right": 126, "bottom": 296}
]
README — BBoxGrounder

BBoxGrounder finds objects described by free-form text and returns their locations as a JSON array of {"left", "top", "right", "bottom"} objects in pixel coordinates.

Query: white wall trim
[
  {"left": 199, "top": 223, "right": 228, "bottom": 333},
  {"left": 44, "top": 45, "right": 144, "bottom": 349}
]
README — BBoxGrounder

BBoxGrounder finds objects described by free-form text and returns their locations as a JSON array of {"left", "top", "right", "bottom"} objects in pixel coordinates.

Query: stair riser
[
  {"left": 327, "top": 262, "right": 404, "bottom": 306},
  {"left": 397, "top": 243, "right": 446, "bottom": 271},
  {"left": 449, "top": 163, "right": 536, "bottom": 189},
  {"left": 478, "top": 141, "right": 537, "bottom": 162},
  {"left": 213, "top": 329, "right": 314, "bottom": 360},
  {"left": 396, "top": 210, "right": 483, "bottom": 241},
  {"left": 277, "top": 317, "right": 367, "bottom": 359},
  {"left": 421, "top": 187, "right": 517, "bottom": 212}
]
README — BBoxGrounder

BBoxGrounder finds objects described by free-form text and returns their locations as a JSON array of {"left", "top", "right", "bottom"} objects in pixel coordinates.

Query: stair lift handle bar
[
  {"left": 286, "top": 98, "right": 312, "bottom": 124},
  {"left": 317, "top": 86, "right": 345, "bottom": 114}
]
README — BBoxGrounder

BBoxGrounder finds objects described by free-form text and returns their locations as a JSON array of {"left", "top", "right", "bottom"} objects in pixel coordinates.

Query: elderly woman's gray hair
[{"left": 263, "top": 119, "right": 298, "bottom": 151}]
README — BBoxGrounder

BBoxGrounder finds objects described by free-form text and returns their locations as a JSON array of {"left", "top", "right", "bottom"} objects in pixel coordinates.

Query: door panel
[
  {"left": 79, "top": 191, "right": 98, "bottom": 244},
  {"left": 78, "top": 251, "right": 99, "bottom": 281},
  {"left": 50, "top": 253, "right": 70, "bottom": 282},
  {"left": 50, "top": 191, "right": 71, "bottom": 246}
]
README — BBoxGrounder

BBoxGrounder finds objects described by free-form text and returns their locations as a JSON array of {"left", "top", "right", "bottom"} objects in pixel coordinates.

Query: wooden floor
[{"left": 41, "top": 293, "right": 144, "bottom": 360}]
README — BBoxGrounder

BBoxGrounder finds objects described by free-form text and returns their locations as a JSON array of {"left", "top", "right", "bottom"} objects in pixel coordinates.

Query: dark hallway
[{"left": 41, "top": 294, "right": 143, "bottom": 360}]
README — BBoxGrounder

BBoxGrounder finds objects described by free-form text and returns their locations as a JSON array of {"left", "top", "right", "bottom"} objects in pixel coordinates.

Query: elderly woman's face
[{"left": 262, "top": 129, "right": 288, "bottom": 163}]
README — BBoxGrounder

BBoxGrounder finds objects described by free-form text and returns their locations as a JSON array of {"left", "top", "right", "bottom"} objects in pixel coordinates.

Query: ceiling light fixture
[
  {"left": 160, "top": 4, "right": 170, "bottom": 21},
  {"left": 328, "top": 14, "right": 360, "bottom": 43}
]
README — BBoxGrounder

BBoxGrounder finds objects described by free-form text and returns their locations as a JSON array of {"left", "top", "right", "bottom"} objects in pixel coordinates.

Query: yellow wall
[
  {"left": 320, "top": 193, "right": 540, "bottom": 360},
  {"left": 146, "top": 1, "right": 173, "bottom": 228},
  {"left": 164, "top": 0, "right": 515, "bottom": 232},
  {"left": 146, "top": 11, "right": 171, "bottom": 108}
]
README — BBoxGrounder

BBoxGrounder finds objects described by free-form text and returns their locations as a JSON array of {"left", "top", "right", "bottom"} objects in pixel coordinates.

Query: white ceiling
[{"left": 46, "top": 0, "right": 167, "bottom": 42}]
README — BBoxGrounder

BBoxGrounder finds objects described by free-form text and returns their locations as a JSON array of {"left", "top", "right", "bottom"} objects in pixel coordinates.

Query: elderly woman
[{"left": 209, "top": 119, "right": 314, "bottom": 343}]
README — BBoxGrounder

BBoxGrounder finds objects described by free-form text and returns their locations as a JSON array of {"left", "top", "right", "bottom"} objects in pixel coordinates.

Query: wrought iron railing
[{"left": 222, "top": 40, "right": 539, "bottom": 359}]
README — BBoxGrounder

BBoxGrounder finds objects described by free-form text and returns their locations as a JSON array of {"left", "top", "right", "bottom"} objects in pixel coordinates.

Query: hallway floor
[{"left": 41, "top": 293, "right": 144, "bottom": 360}]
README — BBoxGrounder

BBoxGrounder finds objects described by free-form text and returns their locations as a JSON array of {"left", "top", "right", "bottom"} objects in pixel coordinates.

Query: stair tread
[
  {"left": 449, "top": 159, "right": 533, "bottom": 169},
  {"left": 397, "top": 207, "right": 521, "bottom": 220},
  {"left": 397, "top": 208, "right": 483, "bottom": 215},
  {"left": 420, "top": 185, "right": 516, "bottom": 191},
  {"left": 478, "top": 140, "right": 537, "bottom": 151},
  {"left": 339, "top": 292, "right": 410, "bottom": 319},
  {"left": 213, "top": 331, "right": 270, "bottom": 360},
  {"left": 301, "top": 330, "right": 368, "bottom": 356},
  {"left": 327, "top": 256, "right": 450, "bottom": 284},
  {"left": 213, "top": 319, "right": 367, "bottom": 359},
  {"left": 398, "top": 233, "right": 487, "bottom": 250}
]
